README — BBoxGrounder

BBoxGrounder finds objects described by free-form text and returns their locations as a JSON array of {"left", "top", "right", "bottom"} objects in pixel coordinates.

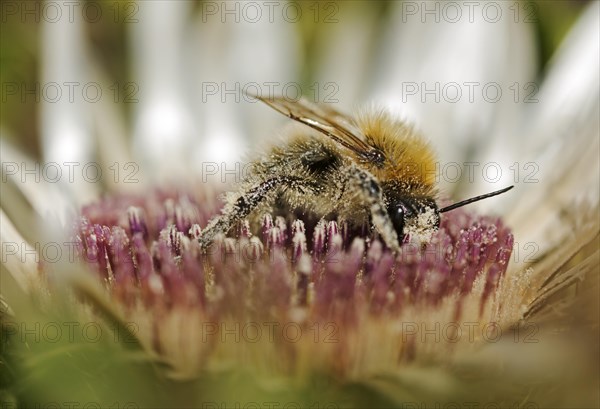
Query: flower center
[{"left": 73, "top": 186, "right": 514, "bottom": 317}]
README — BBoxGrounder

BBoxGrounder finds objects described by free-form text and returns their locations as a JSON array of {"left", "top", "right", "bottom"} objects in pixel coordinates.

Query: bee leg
[
  {"left": 346, "top": 165, "right": 401, "bottom": 252},
  {"left": 199, "top": 176, "right": 303, "bottom": 248}
]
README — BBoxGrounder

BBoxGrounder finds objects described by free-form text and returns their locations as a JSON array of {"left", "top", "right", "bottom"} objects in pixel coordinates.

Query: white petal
[
  {"left": 505, "top": 118, "right": 599, "bottom": 255},
  {"left": 500, "top": 2, "right": 600, "bottom": 249},
  {"left": 476, "top": 1, "right": 600, "bottom": 215},
  {"left": 1, "top": 135, "right": 74, "bottom": 227},
  {"left": 186, "top": 3, "right": 302, "bottom": 170},
  {"left": 310, "top": 3, "right": 382, "bottom": 109},
  {"left": 369, "top": 1, "right": 537, "bottom": 196},
  {"left": 0, "top": 209, "right": 38, "bottom": 292},
  {"left": 130, "top": 1, "right": 197, "bottom": 180},
  {"left": 40, "top": 8, "right": 97, "bottom": 203},
  {"left": 82, "top": 54, "right": 137, "bottom": 193},
  {"left": 523, "top": 1, "right": 600, "bottom": 156}
]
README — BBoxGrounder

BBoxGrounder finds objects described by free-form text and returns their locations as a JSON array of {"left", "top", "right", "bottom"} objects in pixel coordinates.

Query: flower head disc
[{"left": 71, "top": 185, "right": 513, "bottom": 379}]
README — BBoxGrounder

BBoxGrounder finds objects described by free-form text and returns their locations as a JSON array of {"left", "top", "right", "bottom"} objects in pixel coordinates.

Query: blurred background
[{"left": 0, "top": 0, "right": 593, "bottom": 204}]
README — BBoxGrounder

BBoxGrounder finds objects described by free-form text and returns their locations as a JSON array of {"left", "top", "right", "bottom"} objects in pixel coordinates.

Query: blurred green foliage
[{"left": 1, "top": 2, "right": 40, "bottom": 157}]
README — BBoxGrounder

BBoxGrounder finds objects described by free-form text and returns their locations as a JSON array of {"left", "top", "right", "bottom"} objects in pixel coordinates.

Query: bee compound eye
[{"left": 387, "top": 202, "right": 406, "bottom": 239}]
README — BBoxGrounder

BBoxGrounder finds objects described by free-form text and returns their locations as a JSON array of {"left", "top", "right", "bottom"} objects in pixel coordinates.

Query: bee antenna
[{"left": 439, "top": 186, "right": 514, "bottom": 213}]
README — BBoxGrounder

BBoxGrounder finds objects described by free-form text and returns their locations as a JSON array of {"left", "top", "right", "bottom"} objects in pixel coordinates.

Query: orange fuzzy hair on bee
[{"left": 355, "top": 109, "right": 437, "bottom": 194}]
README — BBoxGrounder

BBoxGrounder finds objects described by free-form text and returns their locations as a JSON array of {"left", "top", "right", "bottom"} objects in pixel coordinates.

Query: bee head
[
  {"left": 385, "top": 185, "right": 515, "bottom": 243},
  {"left": 385, "top": 194, "right": 440, "bottom": 242}
]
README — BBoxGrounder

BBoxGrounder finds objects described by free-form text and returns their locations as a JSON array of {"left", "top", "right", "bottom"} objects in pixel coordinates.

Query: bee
[{"left": 199, "top": 95, "right": 513, "bottom": 252}]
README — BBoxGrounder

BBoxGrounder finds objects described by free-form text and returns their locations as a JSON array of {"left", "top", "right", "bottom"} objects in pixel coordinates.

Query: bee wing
[{"left": 250, "top": 94, "right": 385, "bottom": 165}]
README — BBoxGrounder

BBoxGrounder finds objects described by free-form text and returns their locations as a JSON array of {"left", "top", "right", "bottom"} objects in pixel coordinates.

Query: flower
[
  {"left": 1, "top": 1, "right": 598, "bottom": 408},
  {"left": 70, "top": 184, "right": 514, "bottom": 369}
]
